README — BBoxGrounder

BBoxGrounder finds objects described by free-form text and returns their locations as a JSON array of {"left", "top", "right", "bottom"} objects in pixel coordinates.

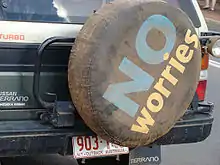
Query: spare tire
[{"left": 68, "top": 0, "right": 201, "bottom": 147}]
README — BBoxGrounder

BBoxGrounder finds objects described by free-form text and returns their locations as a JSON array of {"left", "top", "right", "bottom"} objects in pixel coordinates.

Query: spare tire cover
[{"left": 68, "top": 0, "right": 201, "bottom": 147}]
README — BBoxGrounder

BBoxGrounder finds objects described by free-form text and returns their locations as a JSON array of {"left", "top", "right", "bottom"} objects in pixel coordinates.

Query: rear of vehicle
[{"left": 0, "top": 0, "right": 214, "bottom": 160}]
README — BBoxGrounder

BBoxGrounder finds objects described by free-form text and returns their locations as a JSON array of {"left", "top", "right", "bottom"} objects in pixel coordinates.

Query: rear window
[
  {"left": 166, "top": 0, "right": 201, "bottom": 28},
  {"left": 0, "top": 0, "right": 201, "bottom": 27},
  {"left": 0, "top": 0, "right": 104, "bottom": 24}
]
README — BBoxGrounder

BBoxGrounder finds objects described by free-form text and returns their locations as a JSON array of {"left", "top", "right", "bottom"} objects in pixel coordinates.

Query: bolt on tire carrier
[
  {"left": 33, "top": 36, "right": 76, "bottom": 127},
  {"left": 31, "top": 36, "right": 213, "bottom": 162},
  {"left": 32, "top": 37, "right": 158, "bottom": 165}
]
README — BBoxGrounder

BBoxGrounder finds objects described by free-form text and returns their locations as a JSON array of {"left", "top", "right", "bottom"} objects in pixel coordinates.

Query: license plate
[{"left": 72, "top": 136, "right": 129, "bottom": 159}]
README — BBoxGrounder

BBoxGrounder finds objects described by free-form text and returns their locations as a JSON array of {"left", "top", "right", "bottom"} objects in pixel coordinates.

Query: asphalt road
[
  {"left": 0, "top": 155, "right": 79, "bottom": 165},
  {"left": 1, "top": 20, "right": 220, "bottom": 165}
]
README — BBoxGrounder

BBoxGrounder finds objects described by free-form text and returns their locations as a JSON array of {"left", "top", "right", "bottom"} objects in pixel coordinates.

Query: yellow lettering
[
  {"left": 169, "top": 57, "right": 185, "bottom": 73},
  {"left": 161, "top": 65, "right": 178, "bottom": 85},
  {"left": 154, "top": 78, "right": 171, "bottom": 98},
  {"left": 131, "top": 107, "right": 155, "bottom": 134},
  {"left": 176, "top": 44, "right": 193, "bottom": 64},
  {"left": 147, "top": 92, "right": 164, "bottom": 113},
  {"left": 185, "top": 29, "right": 199, "bottom": 49},
  {"left": 130, "top": 32, "right": 198, "bottom": 134}
]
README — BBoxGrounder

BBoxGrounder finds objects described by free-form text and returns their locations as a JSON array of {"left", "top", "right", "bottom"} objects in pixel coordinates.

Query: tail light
[
  {"left": 196, "top": 80, "right": 207, "bottom": 101},
  {"left": 196, "top": 47, "right": 209, "bottom": 101}
]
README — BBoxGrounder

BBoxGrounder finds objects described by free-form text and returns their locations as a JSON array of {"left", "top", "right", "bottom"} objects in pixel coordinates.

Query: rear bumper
[
  {"left": 156, "top": 101, "right": 214, "bottom": 145},
  {"left": 0, "top": 101, "right": 214, "bottom": 157}
]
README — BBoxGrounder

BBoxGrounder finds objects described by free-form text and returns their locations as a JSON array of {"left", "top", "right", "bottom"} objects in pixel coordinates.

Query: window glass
[
  {"left": 166, "top": 0, "right": 201, "bottom": 28},
  {"left": 0, "top": 0, "right": 201, "bottom": 27},
  {"left": 1, "top": 0, "right": 103, "bottom": 23}
]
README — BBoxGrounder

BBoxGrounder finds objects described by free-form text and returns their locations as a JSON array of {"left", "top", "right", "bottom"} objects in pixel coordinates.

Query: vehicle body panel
[{"left": 0, "top": 0, "right": 214, "bottom": 157}]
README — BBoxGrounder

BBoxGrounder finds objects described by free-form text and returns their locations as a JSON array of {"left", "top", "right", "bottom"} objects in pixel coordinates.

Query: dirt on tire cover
[{"left": 68, "top": 0, "right": 201, "bottom": 147}]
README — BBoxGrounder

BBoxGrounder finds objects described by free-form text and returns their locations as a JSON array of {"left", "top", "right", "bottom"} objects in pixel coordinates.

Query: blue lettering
[
  {"left": 103, "top": 15, "right": 177, "bottom": 117},
  {"left": 103, "top": 58, "right": 154, "bottom": 117},
  {"left": 136, "top": 14, "right": 176, "bottom": 64}
]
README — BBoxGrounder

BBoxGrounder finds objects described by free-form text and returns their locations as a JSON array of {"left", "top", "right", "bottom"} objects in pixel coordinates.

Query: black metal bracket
[
  {"left": 33, "top": 36, "right": 75, "bottom": 109},
  {"left": 40, "top": 101, "right": 76, "bottom": 128},
  {"left": 33, "top": 37, "right": 75, "bottom": 127},
  {"left": 199, "top": 31, "right": 220, "bottom": 46},
  {"left": 201, "top": 31, "right": 220, "bottom": 36}
]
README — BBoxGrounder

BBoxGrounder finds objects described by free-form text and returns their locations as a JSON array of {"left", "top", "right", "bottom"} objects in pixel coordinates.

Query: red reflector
[{"left": 196, "top": 80, "right": 207, "bottom": 101}]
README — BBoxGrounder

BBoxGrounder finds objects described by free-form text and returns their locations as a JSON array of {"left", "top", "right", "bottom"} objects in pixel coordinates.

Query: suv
[{"left": 0, "top": 0, "right": 218, "bottom": 164}]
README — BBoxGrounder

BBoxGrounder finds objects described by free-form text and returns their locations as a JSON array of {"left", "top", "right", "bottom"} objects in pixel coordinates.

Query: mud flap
[{"left": 129, "top": 145, "right": 161, "bottom": 165}]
